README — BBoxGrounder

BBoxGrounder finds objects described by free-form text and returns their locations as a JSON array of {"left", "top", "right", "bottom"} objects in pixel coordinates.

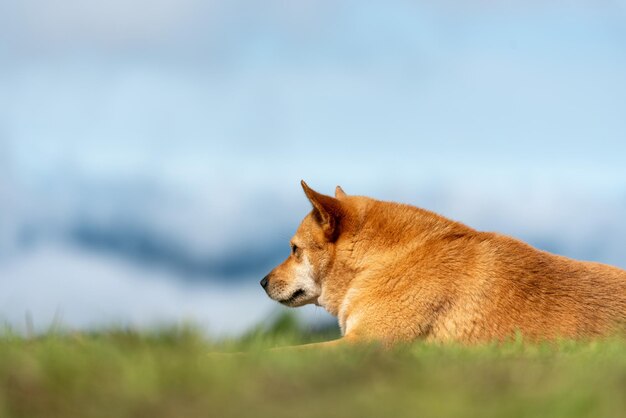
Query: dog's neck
[{"left": 317, "top": 264, "right": 354, "bottom": 317}]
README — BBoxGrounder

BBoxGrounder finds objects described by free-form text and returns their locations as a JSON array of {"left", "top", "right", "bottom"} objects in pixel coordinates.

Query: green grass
[{"left": 1, "top": 314, "right": 625, "bottom": 418}]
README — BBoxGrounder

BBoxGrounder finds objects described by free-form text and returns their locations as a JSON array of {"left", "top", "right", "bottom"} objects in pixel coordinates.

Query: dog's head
[{"left": 260, "top": 181, "right": 349, "bottom": 307}]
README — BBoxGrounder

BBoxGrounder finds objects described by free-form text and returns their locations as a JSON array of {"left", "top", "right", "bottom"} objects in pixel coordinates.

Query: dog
[{"left": 261, "top": 181, "right": 626, "bottom": 346}]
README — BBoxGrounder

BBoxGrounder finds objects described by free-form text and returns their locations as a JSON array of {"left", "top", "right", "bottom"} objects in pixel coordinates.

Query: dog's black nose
[{"left": 260, "top": 275, "right": 269, "bottom": 289}]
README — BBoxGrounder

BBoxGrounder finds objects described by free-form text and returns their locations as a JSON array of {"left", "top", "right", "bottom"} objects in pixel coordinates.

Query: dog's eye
[{"left": 291, "top": 244, "right": 299, "bottom": 256}]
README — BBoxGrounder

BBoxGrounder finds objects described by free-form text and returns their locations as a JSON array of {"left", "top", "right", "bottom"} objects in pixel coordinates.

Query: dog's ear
[
  {"left": 335, "top": 185, "right": 347, "bottom": 199},
  {"left": 301, "top": 180, "right": 343, "bottom": 241}
]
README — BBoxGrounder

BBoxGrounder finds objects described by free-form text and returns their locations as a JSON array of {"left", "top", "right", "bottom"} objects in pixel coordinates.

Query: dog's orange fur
[{"left": 262, "top": 181, "right": 626, "bottom": 345}]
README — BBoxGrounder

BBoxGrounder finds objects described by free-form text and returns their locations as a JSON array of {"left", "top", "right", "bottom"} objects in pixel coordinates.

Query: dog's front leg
[{"left": 269, "top": 332, "right": 373, "bottom": 351}]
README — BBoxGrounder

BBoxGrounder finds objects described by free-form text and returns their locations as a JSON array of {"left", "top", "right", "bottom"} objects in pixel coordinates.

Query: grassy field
[{"left": 0, "top": 314, "right": 625, "bottom": 418}]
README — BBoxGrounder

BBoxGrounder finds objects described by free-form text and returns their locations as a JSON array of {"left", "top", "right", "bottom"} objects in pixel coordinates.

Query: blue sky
[{"left": 2, "top": 1, "right": 626, "bottom": 186}]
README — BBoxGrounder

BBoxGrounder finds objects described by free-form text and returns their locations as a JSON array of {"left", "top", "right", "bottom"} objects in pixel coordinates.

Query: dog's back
[
  {"left": 428, "top": 231, "right": 626, "bottom": 342},
  {"left": 339, "top": 197, "right": 626, "bottom": 343}
]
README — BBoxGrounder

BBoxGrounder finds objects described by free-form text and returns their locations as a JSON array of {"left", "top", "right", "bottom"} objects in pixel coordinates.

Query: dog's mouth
[{"left": 279, "top": 289, "right": 306, "bottom": 306}]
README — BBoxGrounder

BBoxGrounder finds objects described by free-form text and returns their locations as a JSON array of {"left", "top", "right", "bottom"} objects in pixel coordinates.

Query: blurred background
[{"left": 0, "top": 0, "right": 625, "bottom": 336}]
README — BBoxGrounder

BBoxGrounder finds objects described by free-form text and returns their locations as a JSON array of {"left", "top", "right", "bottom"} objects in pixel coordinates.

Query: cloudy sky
[{"left": 1, "top": 0, "right": 625, "bottom": 334}]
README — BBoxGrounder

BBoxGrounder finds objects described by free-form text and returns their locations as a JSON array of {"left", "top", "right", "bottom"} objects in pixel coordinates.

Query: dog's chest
[{"left": 337, "top": 288, "right": 361, "bottom": 336}]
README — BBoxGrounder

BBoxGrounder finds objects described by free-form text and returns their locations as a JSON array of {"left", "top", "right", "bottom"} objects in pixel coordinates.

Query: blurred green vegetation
[{"left": 0, "top": 313, "right": 625, "bottom": 418}]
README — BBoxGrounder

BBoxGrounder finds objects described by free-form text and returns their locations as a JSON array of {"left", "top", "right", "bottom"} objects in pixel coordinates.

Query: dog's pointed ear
[
  {"left": 301, "top": 180, "right": 343, "bottom": 241},
  {"left": 335, "top": 185, "right": 347, "bottom": 199}
]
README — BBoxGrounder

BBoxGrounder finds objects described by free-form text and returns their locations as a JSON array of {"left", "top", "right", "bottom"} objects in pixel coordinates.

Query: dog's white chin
[
  {"left": 277, "top": 290, "right": 318, "bottom": 307},
  {"left": 289, "top": 296, "right": 318, "bottom": 308},
  {"left": 281, "top": 299, "right": 306, "bottom": 308}
]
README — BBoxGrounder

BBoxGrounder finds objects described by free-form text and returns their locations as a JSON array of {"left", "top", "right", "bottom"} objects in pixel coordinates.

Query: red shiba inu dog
[{"left": 261, "top": 181, "right": 626, "bottom": 347}]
